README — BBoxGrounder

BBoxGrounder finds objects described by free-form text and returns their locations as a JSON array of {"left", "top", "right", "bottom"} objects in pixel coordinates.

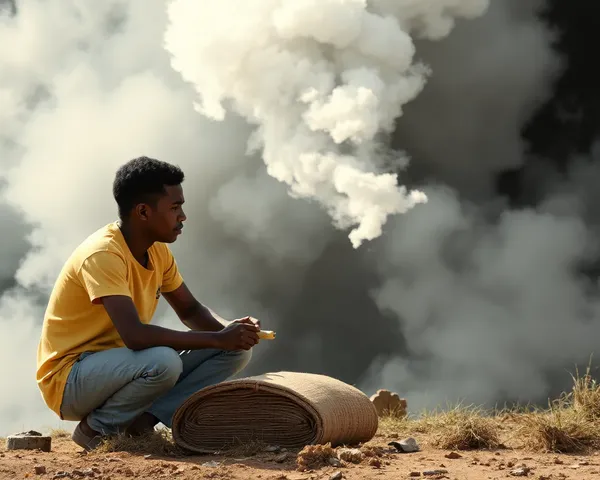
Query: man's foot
[
  {"left": 72, "top": 417, "right": 104, "bottom": 451},
  {"left": 125, "top": 412, "right": 159, "bottom": 437}
]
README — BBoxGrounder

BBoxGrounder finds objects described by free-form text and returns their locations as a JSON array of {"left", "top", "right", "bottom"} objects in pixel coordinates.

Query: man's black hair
[{"left": 113, "top": 156, "right": 185, "bottom": 219}]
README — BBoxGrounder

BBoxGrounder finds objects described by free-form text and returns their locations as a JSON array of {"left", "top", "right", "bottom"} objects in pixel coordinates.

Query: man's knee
[
  {"left": 145, "top": 347, "right": 183, "bottom": 386},
  {"left": 226, "top": 347, "right": 252, "bottom": 374}
]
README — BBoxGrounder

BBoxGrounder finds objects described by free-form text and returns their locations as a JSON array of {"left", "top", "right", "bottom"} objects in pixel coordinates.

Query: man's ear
[{"left": 134, "top": 203, "right": 150, "bottom": 221}]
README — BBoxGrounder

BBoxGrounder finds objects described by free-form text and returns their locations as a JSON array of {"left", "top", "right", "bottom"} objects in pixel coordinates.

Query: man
[{"left": 36, "top": 156, "right": 260, "bottom": 451}]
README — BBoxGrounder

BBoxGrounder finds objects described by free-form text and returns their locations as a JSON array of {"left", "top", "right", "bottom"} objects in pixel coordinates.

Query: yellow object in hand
[{"left": 257, "top": 330, "right": 276, "bottom": 340}]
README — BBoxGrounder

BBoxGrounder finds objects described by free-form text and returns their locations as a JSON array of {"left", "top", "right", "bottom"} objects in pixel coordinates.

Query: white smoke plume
[
  {"left": 1, "top": 0, "right": 597, "bottom": 439},
  {"left": 162, "top": 0, "right": 493, "bottom": 248}
]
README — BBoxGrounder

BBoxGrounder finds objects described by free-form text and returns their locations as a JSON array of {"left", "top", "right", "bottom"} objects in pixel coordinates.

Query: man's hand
[
  {"left": 215, "top": 321, "right": 260, "bottom": 351},
  {"left": 231, "top": 316, "right": 261, "bottom": 329}
]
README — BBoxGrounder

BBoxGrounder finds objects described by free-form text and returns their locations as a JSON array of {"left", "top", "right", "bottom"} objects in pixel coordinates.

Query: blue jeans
[{"left": 59, "top": 346, "right": 252, "bottom": 435}]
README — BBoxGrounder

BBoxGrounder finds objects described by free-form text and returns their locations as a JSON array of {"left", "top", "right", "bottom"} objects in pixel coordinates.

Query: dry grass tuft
[
  {"left": 49, "top": 428, "right": 70, "bottom": 439},
  {"left": 93, "top": 429, "right": 186, "bottom": 457},
  {"left": 94, "top": 430, "right": 270, "bottom": 458},
  {"left": 380, "top": 404, "right": 500, "bottom": 451},
  {"left": 425, "top": 406, "right": 501, "bottom": 450},
  {"left": 569, "top": 363, "right": 600, "bottom": 420},
  {"left": 515, "top": 360, "right": 600, "bottom": 453},
  {"left": 517, "top": 405, "right": 600, "bottom": 453},
  {"left": 220, "top": 438, "right": 269, "bottom": 457},
  {"left": 514, "top": 363, "right": 600, "bottom": 454}
]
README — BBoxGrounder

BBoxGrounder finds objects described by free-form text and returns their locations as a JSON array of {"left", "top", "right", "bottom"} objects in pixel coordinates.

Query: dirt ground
[{"left": 1, "top": 430, "right": 599, "bottom": 480}]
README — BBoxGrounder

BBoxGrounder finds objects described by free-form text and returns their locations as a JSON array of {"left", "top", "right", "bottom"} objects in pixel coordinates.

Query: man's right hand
[{"left": 215, "top": 321, "right": 260, "bottom": 351}]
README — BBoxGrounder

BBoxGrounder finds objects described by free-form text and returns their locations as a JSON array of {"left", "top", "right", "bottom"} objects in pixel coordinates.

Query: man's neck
[{"left": 117, "top": 219, "right": 153, "bottom": 266}]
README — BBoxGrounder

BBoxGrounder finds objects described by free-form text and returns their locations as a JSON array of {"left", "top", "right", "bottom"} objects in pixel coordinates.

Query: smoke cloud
[
  {"left": 162, "top": 0, "right": 484, "bottom": 248},
  {"left": 1, "top": 0, "right": 598, "bottom": 438}
]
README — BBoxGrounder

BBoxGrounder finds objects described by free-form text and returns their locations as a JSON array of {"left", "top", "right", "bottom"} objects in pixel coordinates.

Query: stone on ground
[{"left": 6, "top": 431, "right": 51, "bottom": 452}]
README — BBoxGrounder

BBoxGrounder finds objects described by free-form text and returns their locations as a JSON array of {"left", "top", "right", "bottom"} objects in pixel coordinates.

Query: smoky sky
[{"left": 1, "top": 0, "right": 599, "bottom": 437}]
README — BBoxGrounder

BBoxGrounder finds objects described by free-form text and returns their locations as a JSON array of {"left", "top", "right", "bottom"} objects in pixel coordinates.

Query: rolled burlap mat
[{"left": 171, "top": 371, "right": 379, "bottom": 453}]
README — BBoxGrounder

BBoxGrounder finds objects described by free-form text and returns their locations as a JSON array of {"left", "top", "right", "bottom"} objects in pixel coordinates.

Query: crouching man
[{"left": 36, "top": 156, "right": 260, "bottom": 451}]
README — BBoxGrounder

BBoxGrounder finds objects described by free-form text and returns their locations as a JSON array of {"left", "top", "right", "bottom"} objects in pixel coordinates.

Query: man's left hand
[{"left": 232, "top": 316, "right": 261, "bottom": 329}]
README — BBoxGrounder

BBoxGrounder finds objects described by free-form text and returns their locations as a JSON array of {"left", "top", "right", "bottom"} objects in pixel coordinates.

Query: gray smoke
[{"left": 1, "top": 0, "right": 596, "bottom": 438}]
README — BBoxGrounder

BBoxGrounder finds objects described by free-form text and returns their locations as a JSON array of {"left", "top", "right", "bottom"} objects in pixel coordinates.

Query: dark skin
[{"left": 80, "top": 184, "right": 260, "bottom": 439}]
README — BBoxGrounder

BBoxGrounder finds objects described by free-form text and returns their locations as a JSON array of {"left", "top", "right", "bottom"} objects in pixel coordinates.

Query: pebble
[
  {"left": 330, "top": 472, "right": 343, "bottom": 480},
  {"left": 274, "top": 453, "right": 288, "bottom": 463},
  {"left": 423, "top": 469, "right": 448, "bottom": 476},
  {"left": 34, "top": 465, "right": 47, "bottom": 475},
  {"left": 510, "top": 467, "right": 531, "bottom": 476},
  {"left": 444, "top": 451, "right": 462, "bottom": 459}
]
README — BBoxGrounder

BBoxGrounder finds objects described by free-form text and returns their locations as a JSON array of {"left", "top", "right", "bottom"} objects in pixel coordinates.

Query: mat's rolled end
[
  {"left": 172, "top": 371, "right": 378, "bottom": 454},
  {"left": 257, "top": 330, "right": 276, "bottom": 340}
]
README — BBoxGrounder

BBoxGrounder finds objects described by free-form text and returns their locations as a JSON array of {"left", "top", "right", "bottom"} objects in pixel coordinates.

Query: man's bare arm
[
  {"left": 101, "top": 295, "right": 258, "bottom": 351},
  {"left": 162, "top": 283, "right": 227, "bottom": 332}
]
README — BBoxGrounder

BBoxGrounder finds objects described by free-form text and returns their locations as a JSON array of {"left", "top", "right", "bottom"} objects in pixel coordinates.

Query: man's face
[{"left": 145, "top": 184, "right": 186, "bottom": 243}]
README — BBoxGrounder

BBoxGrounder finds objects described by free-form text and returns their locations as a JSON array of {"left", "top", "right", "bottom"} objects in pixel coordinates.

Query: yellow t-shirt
[{"left": 36, "top": 222, "right": 184, "bottom": 418}]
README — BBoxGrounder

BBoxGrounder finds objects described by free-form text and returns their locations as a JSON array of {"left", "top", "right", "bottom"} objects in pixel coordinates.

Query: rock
[
  {"left": 510, "top": 467, "right": 531, "bottom": 477},
  {"left": 409, "top": 472, "right": 421, "bottom": 477},
  {"left": 201, "top": 461, "right": 221, "bottom": 468},
  {"left": 444, "top": 451, "right": 462, "bottom": 459},
  {"left": 337, "top": 448, "right": 364, "bottom": 464},
  {"left": 329, "top": 457, "right": 342, "bottom": 467},
  {"left": 423, "top": 469, "right": 448, "bottom": 476},
  {"left": 34, "top": 465, "right": 47, "bottom": 475},
  {"left": 264, "top": 445, "right": 280, "bottom": 453},
  {"left": 6, "top": 431, "right": 51, "bottom": 452},
  {"left": 53, "top": 472, "right": 71, "bottom": 479},
  {"left": 368, "top": 457, "right": 382, "bottom": 468},
  {"left": 370, "top": 389, "right": 407, "bottom": 417},
  {"left": 330, "top": 472, "right": 343, "bottom": 480},
  {"left": 274, "top": 453, "right": 288, "bottom": 463},
  {"left": 389, "top": 437, "right": 420, "bottom": 453}
]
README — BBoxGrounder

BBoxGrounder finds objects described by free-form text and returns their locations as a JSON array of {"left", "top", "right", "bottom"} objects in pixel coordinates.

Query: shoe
[
  {"left": 125, "top": 412, "right": 159, "bottom": 437},
  {"left": 72, "top": 420, "right": 104, "bottom": 451}
]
